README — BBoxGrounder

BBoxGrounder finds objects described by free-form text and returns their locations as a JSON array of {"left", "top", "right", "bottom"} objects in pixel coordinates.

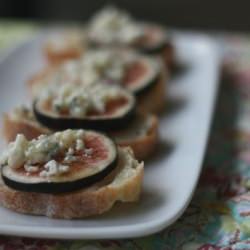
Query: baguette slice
[
  {"left": 0, "top": 147, "right": 144, "bottom": 219},
  {"left": 111, "top": 114, "right": 158, "bottom": 160},
  {"left": 137, "top": 69, "right": 167, "bottom": 114},
  {"left": 162, "top": 42, "right": 175, "bottom": 70},
  {"left": 2, "top": 108, "right": 50, "bottom": 142},
  {"left": 3, "top": 108, "right": 158, "bottom": 160}
]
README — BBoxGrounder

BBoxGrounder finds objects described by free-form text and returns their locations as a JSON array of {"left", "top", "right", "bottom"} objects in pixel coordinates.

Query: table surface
[{"left": 1, "top": 23, "right": 250, "bottom": 250}]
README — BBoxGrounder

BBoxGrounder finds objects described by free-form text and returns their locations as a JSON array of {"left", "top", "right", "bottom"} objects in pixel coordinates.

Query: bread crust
[
  {"left": 162, "top": 42, "right": 175, "bottom": 70},
  {"left": 2, "top": 113, "right": 158, "bottom": 160},
  {"left": 137, "top": 70, "right": 167, "bottom": 114},
  {"left": 2, "top": 114, "right": 49, "bottom": 142},
  {"left": 0, "top": 148, "right": 144, "bottom": 219},
  {"left": 112, "top": 115, "right": 158, "bottom": 160}
]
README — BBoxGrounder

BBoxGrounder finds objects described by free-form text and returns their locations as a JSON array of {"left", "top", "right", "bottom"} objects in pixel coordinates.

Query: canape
[{"left": 0, "top": 130, "right": 143, "bottom": 218}]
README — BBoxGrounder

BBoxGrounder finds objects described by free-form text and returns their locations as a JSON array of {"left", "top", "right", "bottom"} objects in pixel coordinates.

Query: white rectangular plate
[{"left": 0, "top": 31, "right": 220, "bottom": 239}]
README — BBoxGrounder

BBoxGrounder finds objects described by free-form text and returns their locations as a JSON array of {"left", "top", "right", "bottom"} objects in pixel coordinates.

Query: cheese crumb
[
  {"left": 89, "top": 6, "right": 143, "bottom": 44},
  {"left": 40, "top": 160, "right": 69, "bottom": 177},
  {"left": 67, "top": 147, "right": 74, "bottom": 155},
  {"left": 85, "top": 148, "right": 93, "bottom": 156},
  {"left": 24, "top": 164, "right": 39, "bottom": 173},
  {"left": 8, "top": 134, "right": 28, "bottom": 169},
  {"left": 76, "top": 139, "right": 84, "bottom": 151}
]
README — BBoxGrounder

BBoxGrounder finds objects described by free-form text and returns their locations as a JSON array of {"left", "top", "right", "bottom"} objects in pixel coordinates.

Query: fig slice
[
  {"left": 33, "top": 87, "right": 136, "bottom": 132},
  {"left": 123, "top": 56, "right": 161, "bottom": 96},
  {"left": 1, "top": 130, "right": 118, "bottom": 194}
]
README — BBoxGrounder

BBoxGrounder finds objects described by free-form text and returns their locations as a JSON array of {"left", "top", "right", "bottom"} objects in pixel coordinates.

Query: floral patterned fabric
[{"left": 1, "top": 26, "right": 250, "bottom": 249}]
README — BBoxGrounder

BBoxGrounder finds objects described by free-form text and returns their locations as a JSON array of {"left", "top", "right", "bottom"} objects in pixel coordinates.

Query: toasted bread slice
[
  {"left": 2, "top": 108, "right": 50, "bottom": 142},
  {"left": 137, "top": 69, "right": 167, "bottom": 114},
  {"left": 162, "top": 42, "right": 175, "bottom": 70},
  {"left": 111, "top": 114, "right": 158, "bottom": 160},
  {"left": 0, "top": 147, "right": 144, "bottom": 219},
  {"left": 3, "top": 108, "right": 158, "bottom": 160}
]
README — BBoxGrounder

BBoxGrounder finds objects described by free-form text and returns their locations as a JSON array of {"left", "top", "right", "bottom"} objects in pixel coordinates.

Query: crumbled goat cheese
[
  {"left": 76, "top": 139, "right": 84, "bottom": 151},
  {"left": 36, "top": 45, "right": 140, "bottom": 95},
  {"left": 59, "top": 60, "right": 80, "bottom": 84},
  {"left": 45, "top": 82, "right": 123, "bottom": 117},
  {"left": 63, "top": 146, "right": 77, "bottom": 163},
  {"left": 89, "top": 6, "right": 143, "bottom": 44},
  {"left": 80, "top": 50, "right": 127, "bottom": 85},
  {"left": 25, "top": 135, "right": 59, "bottom": 165},
  {"left": 67, "top": 147, "right": 74, "bottom": 155},
  {"left": 55, "top": 129, "right": 85, "bottom": 149},
  {"left": 76, "top": 129, "right": 85, "bottom": 137},
  {"left": 24, "top": 164, "right": 39, "bottom": 173},
  {"left": 8, "top": 134, "right": 28, "bottom": 169},
  {"left": 39, "top": 160, "right": 69, "bottom": 177},
  {"left": 64, "top": 155, "right": 77, "bottom": 163},
  {"left": 42, "top": 49, "right": 128, "bottom": 88},
  {"left": 85, "top": 148, "right": 93, "bottom": 156},
  {"left": 1, "top": 130, "right": 86, "bottom": 176}
]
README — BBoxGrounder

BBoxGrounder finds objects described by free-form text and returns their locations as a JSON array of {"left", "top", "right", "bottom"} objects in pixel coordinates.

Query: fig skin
[
  {"left": 33, "top": 99, "right": 136, "bottom": 132},
  {"left": 1, "top": 156, "right": 118, "bottom": 194}
]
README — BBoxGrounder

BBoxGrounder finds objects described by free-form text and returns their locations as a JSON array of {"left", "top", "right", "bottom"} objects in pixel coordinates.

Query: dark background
[{"left": 0, "top": 0, "right": 250, "bottom": 31}]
